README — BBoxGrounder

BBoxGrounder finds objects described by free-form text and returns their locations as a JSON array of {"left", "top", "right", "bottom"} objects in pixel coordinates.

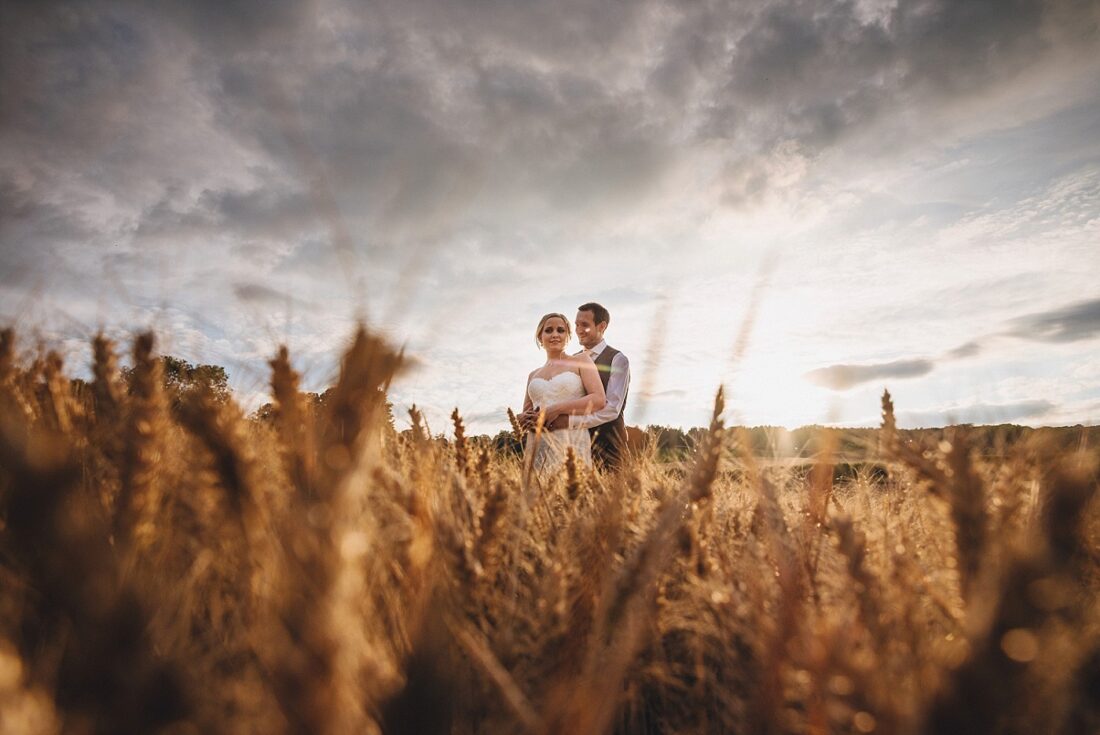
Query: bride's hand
[
  {"left": 546, "top": 414, "right": 570, "bottom": 431},
  {"left": 517, "top": 408, "right": 539, "bottom": 431}
]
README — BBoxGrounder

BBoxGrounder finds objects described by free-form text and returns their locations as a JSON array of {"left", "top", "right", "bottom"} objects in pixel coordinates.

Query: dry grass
[{"left": 0, "top": 326, "right": 1097, "bottom": 734}]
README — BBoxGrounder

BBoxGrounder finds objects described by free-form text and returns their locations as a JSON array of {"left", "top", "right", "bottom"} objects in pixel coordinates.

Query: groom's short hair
[{"left": 578, "top": 302, "right": 610, "bottom": 327}]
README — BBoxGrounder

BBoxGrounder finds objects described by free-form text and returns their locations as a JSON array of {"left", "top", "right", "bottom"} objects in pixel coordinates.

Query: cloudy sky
[{"left": 2, "top": 0, "right": 1099, "bottom": 433}]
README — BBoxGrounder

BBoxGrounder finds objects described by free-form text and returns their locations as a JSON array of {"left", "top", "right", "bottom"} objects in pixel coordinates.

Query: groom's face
[{"left": 575, "top": 310, "right": 607, "bottom": 349}]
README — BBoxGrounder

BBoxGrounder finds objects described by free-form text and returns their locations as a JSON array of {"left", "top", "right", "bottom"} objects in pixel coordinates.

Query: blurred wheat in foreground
[{"left": 0, "top": 325, "right": 1097, "bottom": 735}]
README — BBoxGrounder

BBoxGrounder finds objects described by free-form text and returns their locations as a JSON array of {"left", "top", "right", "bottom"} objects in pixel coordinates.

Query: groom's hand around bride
[{"left": 546, "top": 415, "right": 570, "bottom": 431}]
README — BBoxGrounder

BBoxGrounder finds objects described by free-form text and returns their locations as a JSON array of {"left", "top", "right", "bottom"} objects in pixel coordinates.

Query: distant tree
[
  {"left": 68, "top": 377, "right": 91, "bottom": 402},
  {"left": 647, "top": 425, "right": 690, "bottom": 460},
  {"left": 255, "top": 386, "right": 396, "bottom": 429},
  {"left": 252, "top": 402, "right": 277, "bottom": 423},
  {"left": 122, "top": 355, "right": 229, "bottom": 408},
  {"left": 164, "top": 356, "right": 229, "bottom": 400},
  {"left": 250, "top": 392, "right": 326, "bottom": 424},
  {"left": 686, "top": 426, "right": 709, "bottom": 447},
  {"left": 493, "top": 429, "right": 523, "bottom": 457},
  {"left": 311, "top": 387, "right": 396, "bottom": 433}
]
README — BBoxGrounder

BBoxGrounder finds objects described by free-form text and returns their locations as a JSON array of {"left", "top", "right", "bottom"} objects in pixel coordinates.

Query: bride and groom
[{"left": 518, "top": 302, "right": 631, "bottom": 473}]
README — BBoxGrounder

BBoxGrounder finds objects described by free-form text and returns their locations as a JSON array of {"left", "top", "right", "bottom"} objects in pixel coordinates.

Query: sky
[{"left": 2, "top": 0, "right": 1099, "bottom": 434}]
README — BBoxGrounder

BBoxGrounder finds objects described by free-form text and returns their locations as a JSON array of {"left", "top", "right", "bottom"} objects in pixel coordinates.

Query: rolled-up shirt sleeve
[{"left": 570, "top": 352, "right": 630, "bottom": 430}]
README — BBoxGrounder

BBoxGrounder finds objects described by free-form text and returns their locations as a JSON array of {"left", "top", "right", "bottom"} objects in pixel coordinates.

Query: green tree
[
  {"left": 122, "top": 355, "right": 230, "bottom": 407},
  {"left": 492, "top": 429, "right": 523, "bottom": 457}
]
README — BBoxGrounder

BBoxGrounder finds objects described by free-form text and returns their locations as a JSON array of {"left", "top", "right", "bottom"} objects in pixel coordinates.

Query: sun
[
  {"left": 721, "top": 293, "right": 835, "bottom": 429},
  {"left": 727, "top": 354, "right": 831, "bottom": 429}
]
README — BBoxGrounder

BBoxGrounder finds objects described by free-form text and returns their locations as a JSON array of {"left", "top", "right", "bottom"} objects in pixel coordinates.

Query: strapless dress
[{"left": 525, "top": 371, "right": 593, "bottom": 475}]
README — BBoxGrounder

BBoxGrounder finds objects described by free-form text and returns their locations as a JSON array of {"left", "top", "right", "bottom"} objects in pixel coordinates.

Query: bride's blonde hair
[{"left": 534, "top": 313, "right": 571, "bottom": 348}]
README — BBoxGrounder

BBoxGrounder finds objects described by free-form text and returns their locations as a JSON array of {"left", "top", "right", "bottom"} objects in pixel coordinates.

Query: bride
[{"left": 520, "top": 313, "right": 606, "bottom": 474}]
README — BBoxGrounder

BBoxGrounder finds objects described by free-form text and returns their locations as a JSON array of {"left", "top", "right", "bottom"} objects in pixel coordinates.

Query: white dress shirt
[{"left": 569, "top": 339, "right": 630, "bottom": 430}]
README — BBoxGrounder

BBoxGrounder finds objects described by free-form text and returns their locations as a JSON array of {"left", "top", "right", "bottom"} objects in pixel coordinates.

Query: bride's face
[{"left": 539, "top": 317, "right": 570, "bottom": 352}]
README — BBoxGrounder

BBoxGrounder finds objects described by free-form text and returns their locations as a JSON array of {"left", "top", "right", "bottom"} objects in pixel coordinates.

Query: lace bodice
[
  {"left": 527, "top": 371, "right": 585, "bottom": 409},
  {"left": 524, "top": 370, "right": 592, "bottom": 475}
]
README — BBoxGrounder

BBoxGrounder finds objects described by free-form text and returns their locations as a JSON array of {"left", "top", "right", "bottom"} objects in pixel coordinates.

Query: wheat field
[{"left": 0, "top": 325, "right": 1097, "bottom": 735}]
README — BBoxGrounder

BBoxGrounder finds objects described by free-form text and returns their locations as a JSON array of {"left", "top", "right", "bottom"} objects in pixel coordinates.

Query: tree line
[{"left": 95, "top": 354, "right": 1095, "bottom": 462}]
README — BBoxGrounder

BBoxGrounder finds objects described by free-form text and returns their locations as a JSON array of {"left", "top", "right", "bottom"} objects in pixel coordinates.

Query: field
[{"left": 1, "top": 325, "right": 1098, "bottom": 735}]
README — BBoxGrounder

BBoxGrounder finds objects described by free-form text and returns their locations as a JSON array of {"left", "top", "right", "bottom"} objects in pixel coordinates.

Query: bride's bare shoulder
[{"left": 570, "top": 352, "right": 596, "bottom": 367}]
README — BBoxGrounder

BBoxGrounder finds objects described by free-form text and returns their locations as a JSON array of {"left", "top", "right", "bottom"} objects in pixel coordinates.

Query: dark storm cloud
[
  {"left": 668, "top": 0, "right": 1096, "bottom": 203},
  {"left": 805, "top": 358, "right": 934, "bottom": 390},
  {"left": 233, "top": 282, "right": 312, "bottom": 309},
  {"left": 898, "top": 399, "right": 1055, "bottom": 428},
  {"left": 0, "top": 179, "right": 92, "bottom": 251},
  {"left": 946, "top": 340, "right": 984, "bottom": 359},
  {"left": 1, "top": 0, "right": 1098, "bottom": 284},
  {"left": 1005, "top": 297, "right": 1100, "bottom": 343},
  {"left": 461, "top": 406, "right": 511, "bottom": 426},
  {"left": 803, "top": 293, "right": 1100, "bottom": 391},
  {"left": 0, "top": 177, "right": 96, "bottom": 287},
  {"left": 135, "top": 186, "right": 316, "bottom": 242},
  {"left": 163, "top": 0, "right": 310, "bottom": 51}
]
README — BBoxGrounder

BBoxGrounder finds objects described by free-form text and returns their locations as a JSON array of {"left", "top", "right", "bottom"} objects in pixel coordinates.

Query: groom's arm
[{"left": 568, "top": 352, "right": 630, "bottom": 430}]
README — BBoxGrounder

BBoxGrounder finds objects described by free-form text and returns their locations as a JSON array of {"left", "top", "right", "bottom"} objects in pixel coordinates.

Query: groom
[{"left": 551, "top": 302, "right": 631, "bottom": 468}]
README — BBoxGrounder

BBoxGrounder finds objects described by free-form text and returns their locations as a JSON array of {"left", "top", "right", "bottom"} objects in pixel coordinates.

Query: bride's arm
[
  {"left": 518, "top": 371, "right": 541, "bottom": 430},
  {"left": 522, "top": 371, "right": 535, "bottom": 414},
  {"left": 517, "top": 371, "right": 544, "bottom": 430},
  {"left": 543, "top": 357, "right": 606, "bottom": 423}
]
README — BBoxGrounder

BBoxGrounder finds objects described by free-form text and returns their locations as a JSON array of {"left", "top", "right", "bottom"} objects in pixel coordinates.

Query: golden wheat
[{"left": 0, "top": 327, "right": 1096, "bottom": 734}]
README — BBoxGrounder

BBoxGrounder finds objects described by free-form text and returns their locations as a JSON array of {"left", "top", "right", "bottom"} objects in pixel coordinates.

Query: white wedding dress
[{"left": 525, "top": 372, "right": 593, "bottom": 475}]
